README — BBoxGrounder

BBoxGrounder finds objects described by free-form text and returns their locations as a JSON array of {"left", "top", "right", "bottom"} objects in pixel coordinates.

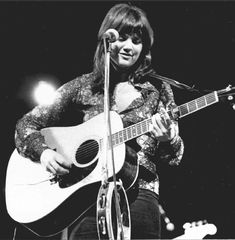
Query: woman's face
[{"left": 110, "top": 33, "right": 143, "bottom": 70}]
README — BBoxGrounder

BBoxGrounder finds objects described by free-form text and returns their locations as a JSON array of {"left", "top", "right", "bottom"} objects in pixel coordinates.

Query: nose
[{"left": 123, "top": 38, "right": 133, "bottom": 52}]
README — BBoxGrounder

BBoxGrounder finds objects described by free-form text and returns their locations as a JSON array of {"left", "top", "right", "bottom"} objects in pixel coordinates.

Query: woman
[{"left": 15, "top": 3, "right": 184, "bottom": 239}]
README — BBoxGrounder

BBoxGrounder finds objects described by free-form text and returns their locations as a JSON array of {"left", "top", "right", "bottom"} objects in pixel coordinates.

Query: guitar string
[
  {"left": 68, "top": 94, "right": 218, "bottom": 160},
  {"left": 180, "top": 94, "right": 217, "bottom": 114},
  {"left": 73, "top": 124, "right": 148, "bottom": 156},
  {"left": 74, "top": 142, "right": 100, "bottom": 159},
  {"left": 182, "top": 94, "right": 216, "bottom": 108},
  {"left": 69, "top": 93, "right": 214, "bottom": 159},
  {"left": 71, "top": 119, "right": 153, "bottom": 160},
  {"left": 73, "top": 128, "right": 143, "bottom": 158}
]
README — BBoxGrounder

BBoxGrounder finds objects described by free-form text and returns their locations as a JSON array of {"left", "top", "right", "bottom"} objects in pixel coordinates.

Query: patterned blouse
[{"left": 15, "top": 72, "right": 184, "bottom": 195}]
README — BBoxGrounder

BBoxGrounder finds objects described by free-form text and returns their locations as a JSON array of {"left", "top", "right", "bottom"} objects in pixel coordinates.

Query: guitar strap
[
  {"left": 148, "top": 70, "right": 200, "bottom": 93},
  {"left": 140, "top": 67, "right": 214, "bottom": 94}
]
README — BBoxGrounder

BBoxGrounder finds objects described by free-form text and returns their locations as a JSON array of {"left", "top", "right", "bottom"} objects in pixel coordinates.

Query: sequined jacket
[{"left": 15, "top": 72, "right": 184, "bottom": 195}]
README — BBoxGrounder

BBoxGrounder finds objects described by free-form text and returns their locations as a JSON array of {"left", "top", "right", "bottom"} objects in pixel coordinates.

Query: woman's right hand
[{"left": 40, "top": 149, "right": 72, "bottom": 175}]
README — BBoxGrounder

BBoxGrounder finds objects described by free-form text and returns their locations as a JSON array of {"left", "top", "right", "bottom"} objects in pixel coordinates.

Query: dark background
[{"left": 1, "top": 1, "right": 235, "bottom": 239}]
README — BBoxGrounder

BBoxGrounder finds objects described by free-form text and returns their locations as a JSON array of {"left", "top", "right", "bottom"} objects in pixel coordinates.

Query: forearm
[
  {"left": 15, "top": 115, "right": 50, "bottom": 162},
  {"left": 156, "top": 82, "right": 184, "bottom": 165},
  {"left": 156, "top": 134, "right": 184, "bottom": 165}
]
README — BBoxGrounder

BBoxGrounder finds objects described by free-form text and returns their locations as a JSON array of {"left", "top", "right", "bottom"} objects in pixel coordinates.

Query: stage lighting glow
[{"left": 33, "top": 81, "right": 56, "bottom": 105}]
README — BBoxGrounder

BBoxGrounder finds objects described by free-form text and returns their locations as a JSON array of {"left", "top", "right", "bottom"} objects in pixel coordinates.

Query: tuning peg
[
  {"left": 228, "top": 95, "right": 234, "bottom": 101},
  {"left": 226, "top": 95, "right": 235, "bottom": 110},
  {"left": 196, "top": 220, "right": 203, "bottom": 226},
  {"left": 226, "top": 84, "right": 232, "bottom": 91},
  {"left": 182, "top": 222, "right": 191, "bottom": 229}
]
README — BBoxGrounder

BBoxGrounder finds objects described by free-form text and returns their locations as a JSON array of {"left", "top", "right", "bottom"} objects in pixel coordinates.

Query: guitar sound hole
[{"left": 75, "top": 139, "right": 99, "bottom": 166}]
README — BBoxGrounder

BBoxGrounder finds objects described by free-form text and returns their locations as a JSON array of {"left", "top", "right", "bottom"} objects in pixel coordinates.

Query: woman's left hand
[{"left": 151, "top": 108, "right": 178, "bottom": 142}]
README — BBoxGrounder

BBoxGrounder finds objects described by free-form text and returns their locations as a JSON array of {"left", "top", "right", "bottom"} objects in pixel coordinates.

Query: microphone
[
  {"left": 159, "top": 204, "right": 175, "bottom": 231},
  {"left": 103, "top": 29, "right": 119, "bottom": 43}
]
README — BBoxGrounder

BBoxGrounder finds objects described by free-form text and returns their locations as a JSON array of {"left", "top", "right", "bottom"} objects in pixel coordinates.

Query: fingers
[
  {"left": 40, "top": 149, "right": 71, "bottom": 175},
  {"left": 46, "top": 164, "right": 57, "bottom": 175},
  {"left": 159, "top": 108, "right": 172, "bottom": 126},
  {"left": 151, "top": 113, "right": 168, "bottom": 135},
  {"left": 49, "top": 159, "right": 70, "bottom": 175},
  {"left": 54, "top": 152, "right": 71, "bottom": 169},
  {"left": 151, "top": 109, "right": 176, "bottom": 142}
]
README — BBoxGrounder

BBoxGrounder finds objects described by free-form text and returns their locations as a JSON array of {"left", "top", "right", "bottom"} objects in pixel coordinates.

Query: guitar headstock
[
  {"left": 217, "top": 85, "right": 235, "bottom": 109},
  {"left": 174, "top": 220, "right": 217, "bottom": 239},
  {"left": 184, "top": 220, "right": 217, "bottom": 236}
]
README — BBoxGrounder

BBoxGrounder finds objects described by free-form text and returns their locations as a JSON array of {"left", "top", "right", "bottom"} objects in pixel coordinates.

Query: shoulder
[
  {"left": 64, "top": 72, "right": 96, "bottom": 87},
  {"left": 141, "top": 69, "right": 174, "bottom": 95},
  {"left": 138, "top": 69, "right": 176, "bottom": 103},
  {"left": 50, "top": 72, "right": 97, "bottom": 104},
  {"left": 136, "top": 67, "right": 163, "bottom": 91},
  {"left": 57, "top": 72, "right": 96, "bottom": 93},
  {"left": 76, "top": 72, "right": 97, "bottom": 85},
  {"left": 140, "top": 69, "right": 175, "bottom": 101}
]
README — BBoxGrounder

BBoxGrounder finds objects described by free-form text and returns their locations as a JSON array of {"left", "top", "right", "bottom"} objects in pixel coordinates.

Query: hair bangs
[{"left": 113, "top": 10, "right": 148, "bottom": 41}]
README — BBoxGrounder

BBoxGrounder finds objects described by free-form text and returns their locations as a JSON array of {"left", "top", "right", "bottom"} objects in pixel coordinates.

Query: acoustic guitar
[{"left": 5, "top": 86, "right": 234, "bottom": 236}]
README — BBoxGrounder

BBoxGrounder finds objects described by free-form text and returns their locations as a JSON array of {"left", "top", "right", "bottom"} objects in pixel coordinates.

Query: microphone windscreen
[{"left": 103, "top": 29, "right": 119, "bottom": 43}]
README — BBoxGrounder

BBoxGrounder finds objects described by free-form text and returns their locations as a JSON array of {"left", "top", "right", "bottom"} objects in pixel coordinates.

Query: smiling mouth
[{"left": 120, "top": 53, "right": 133, "bottom": 57}]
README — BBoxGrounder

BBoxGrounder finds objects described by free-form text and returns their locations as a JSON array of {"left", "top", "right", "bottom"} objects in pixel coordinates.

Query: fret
[
  {"left": 142, "top": 120, "right": 147, "bottom": 133},
  {"left": 132, "top": 125, "right": 137, "bottom": 137},
  {"left": 119, "top": 131, "right": 123, "bottom": 143},
  {"left": 136, "top": 122, "right": 142, "bottom": 135},
  {"left": 146, "top": 119, "right": 152, "bottom": 131},
  {"left": 206, "top": 92, "right": 218, "bottom": 105},
  {"left": 123, "top": 129, "right": 127, "bottom": 141},
  {"left": 188, "top": 100, "right": 197, "bottom": 112},
  {"left": 127, "top": 127, "right": 132, "bottom": 140},
  {"left": 179, "top": 104, "right": 189, "bottom": 117},
  {"left": 115, "top": 132, "right": 119, "bottom": 145},
  {"left": 196, "top": 97, "right": 206, "bottom": 109},
  {"left": 111, "top": 134, "right": 116, "bottom": 146}
]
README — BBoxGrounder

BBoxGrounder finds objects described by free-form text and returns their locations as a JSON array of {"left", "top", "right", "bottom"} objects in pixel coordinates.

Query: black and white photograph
[{"left": 1, "top": 1, "right": 235, "bottom": 239}]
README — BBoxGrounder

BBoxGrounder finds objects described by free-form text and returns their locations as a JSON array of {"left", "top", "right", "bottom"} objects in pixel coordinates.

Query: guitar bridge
[{"left": 49, "top": 175, "right": 60, "bottom": 184}]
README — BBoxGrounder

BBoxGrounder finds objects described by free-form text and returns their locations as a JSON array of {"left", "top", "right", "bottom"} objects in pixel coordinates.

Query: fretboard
[
  {"left": 110, "top": 91, "right": 219, "bottom": 147},
  {"left": 175, "top": 91, "right": 219, "bottom": 118},
  {"left": 110, "top": 118, "right": 152, "bottom": 147}
]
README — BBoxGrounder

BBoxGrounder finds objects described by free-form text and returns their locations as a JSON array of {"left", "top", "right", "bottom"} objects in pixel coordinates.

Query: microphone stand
[{"left": 96, "top": 37, "right": 129, "bottom": 240}]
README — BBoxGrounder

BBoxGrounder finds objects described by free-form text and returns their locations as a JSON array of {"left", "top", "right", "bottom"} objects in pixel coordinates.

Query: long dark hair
[{"left": 93, "top": 3, "right": 154, "bottom": 89}]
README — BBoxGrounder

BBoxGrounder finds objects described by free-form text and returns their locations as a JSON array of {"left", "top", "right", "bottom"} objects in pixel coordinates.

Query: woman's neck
[{"left": 110, "top": 65, "right": 132, "bottom": 83}]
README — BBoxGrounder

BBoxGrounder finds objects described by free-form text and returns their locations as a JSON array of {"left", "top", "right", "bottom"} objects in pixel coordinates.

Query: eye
[
  {"left": 132, "top": 36, "right": 142, "bottom": 44},
  {"left": 118, "top": 35, "right": 127, "bottom": 42},
  {"left": 132, "top": 37, "right": 142, "bottom": 44}
]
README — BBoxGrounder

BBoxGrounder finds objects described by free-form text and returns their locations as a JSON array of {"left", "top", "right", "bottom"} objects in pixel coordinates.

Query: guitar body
[{"left": 5, "top": 111, "right": 138, "bottom": 236}]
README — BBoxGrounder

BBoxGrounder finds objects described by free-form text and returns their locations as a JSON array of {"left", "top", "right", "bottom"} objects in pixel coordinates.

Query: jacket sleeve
[
  {"left": 15, "top": 78, "right": 81, "bottom": 162},
  {"left": 155, "top": 82, "right": 184, "bottom": 166}
]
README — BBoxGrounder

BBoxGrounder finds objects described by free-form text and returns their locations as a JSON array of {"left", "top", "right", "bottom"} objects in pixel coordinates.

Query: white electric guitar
[{"left": 174, "top": 221, "right": 217, "bottom": 239}]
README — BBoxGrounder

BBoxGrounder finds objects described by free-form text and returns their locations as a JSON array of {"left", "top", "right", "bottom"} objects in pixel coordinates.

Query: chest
[
  {"left": 112, "top": 82, "right": 142, "bottom": 113},
  {"left": 80, "top": 82, "right": 160, "bottom": 125}
]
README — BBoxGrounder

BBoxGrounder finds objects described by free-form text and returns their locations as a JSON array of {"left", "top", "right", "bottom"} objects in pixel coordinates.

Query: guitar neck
[
  {"left": 175, "top": 91, "right": 219, "bottom": 118},
  {"left": 110, "top": 91, "right": 219, "bottom": 147},
  {"left": 110, "top": 118, "right": 152, "bottom": 147}
]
